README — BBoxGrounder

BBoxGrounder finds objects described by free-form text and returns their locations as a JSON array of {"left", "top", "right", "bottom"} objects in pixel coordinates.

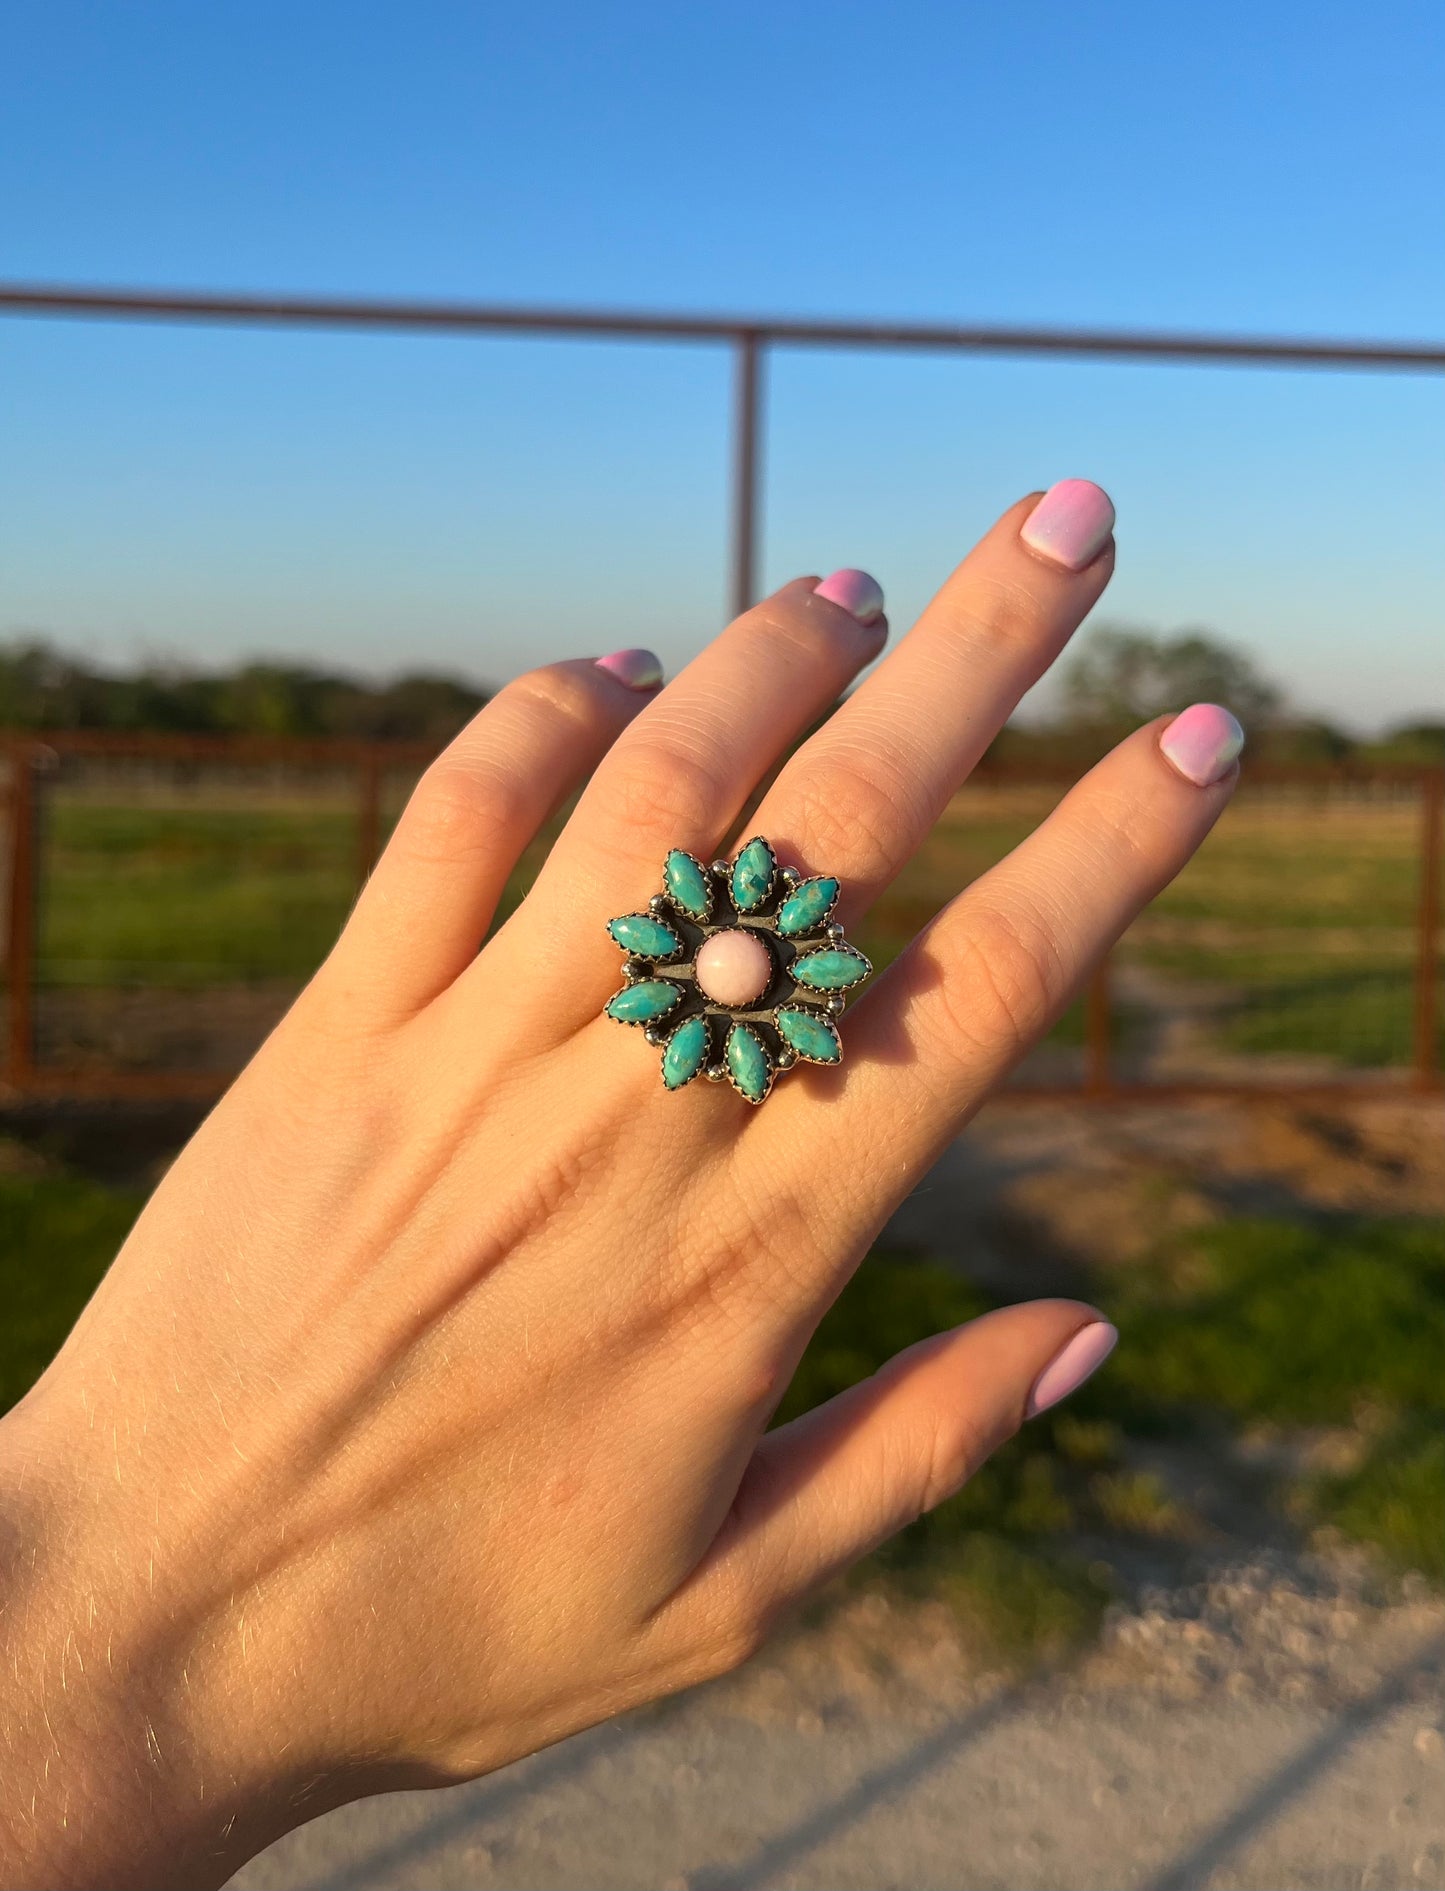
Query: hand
[{"left": 0, "top": 483, "right": 1241, "bottom": 1888}]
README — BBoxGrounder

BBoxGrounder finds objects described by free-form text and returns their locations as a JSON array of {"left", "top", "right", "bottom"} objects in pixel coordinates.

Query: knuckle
[
  {"left": 917, "top": 1406, "right": 988, "bottom": 1515},
  {"left": 598, "top": 737, "right": 726, "bottom": 851},
  {"left": 735, "top": 598, "right": 848, "bottom": 674},
  {"left": 708, "top": 1611, "right": 770, "bottom": 1678},
  {"left": 923, "top": 574, "right": 1075, "bottom": 699},
  {"left": 499, "top": 663, "right": 605, "bottom": 738},
  {"left": 934, "top": 896, "right": 1062, "bottom": 1061},
  {"left": 786, "top": 746, "right": 917, "bottom": 887},
  {"left": 950, "top": 572, "right": 1059, "bottom": 663},
  {"left": 400, "top": 755, "right": 524, "bottom": 863}
]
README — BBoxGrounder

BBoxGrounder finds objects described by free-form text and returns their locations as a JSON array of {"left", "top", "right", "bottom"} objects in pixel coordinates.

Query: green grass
[
  {"left": 1319, "top": 1422, "right": 1445, "bottom": 1581},
  {"left": 780, "top": 1219, "right": 1445, "bottom": 1643},
  {"left": 38, "top": 800, "right": 360, "bottom": 985},
  {"left": 1109, "top": 1218, "right": 1445, "bottom": 1426},
  {"left": 1119, "top": 794, "right": 1432, "bottom": 1067},
  {"left": 15, "top": 781, "right": 1437, "bottom": 1072},
  {"left": 1098, "top": 1215, "right": 1445, "bottom": 1581},
  {"left": 0, "top": 1172, "right": 142, "bottom": 1412}
]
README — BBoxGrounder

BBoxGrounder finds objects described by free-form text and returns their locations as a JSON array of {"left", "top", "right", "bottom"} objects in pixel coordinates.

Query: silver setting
[{"left": 604, "top": 838, "right": 874, "bottom": 1103}]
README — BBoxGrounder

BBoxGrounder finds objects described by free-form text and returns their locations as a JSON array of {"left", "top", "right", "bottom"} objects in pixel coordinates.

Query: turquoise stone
[
  {"left": 605, "top": 980, "right": 682, "bottom": 1025},
  {"left": 730, "top": 836, "right": 775, "bottom": 913},
  {"left": 725, "top": 1023, "right": 771, "bottom": 1101},
  {"left": 777, "top": 875, "right": 839, "bottom": 937},
  {"left": 662, "top": 1014, "right": 709, "bottom": 1089},
  {"left": 776, "top": 1006, "right": 841, "bottom": 1063},
  {"left": 791, "top": 946, "right": 871, "bottom": 991},
  {"left": 607, "top": 912, "right": 682, "bottom": 959},
  {"left": 663, "top": 849, "right": 712, "bottom": 919}
]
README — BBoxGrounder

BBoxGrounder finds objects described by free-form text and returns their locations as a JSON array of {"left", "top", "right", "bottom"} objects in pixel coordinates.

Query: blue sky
[{"left": 2, "top": 0, "right": 1442, "bottom": 727}]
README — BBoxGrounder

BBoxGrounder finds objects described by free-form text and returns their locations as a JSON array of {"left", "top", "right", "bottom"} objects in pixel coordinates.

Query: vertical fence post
[
  {"left": 730, "top": 330, "right": 764, "bottom": 620},
  {"left": 357, "top": 748, "right": 383, "bottom": 890},
  {"left": 4, "top": 742, "right": 37, "bottom": 1088},
  {"left": 1085, "top": 954, "right": 1112, "bottom": 1096},
  {"left": 1415, "top": 767, "right": 1443, "bottom": 1092}
]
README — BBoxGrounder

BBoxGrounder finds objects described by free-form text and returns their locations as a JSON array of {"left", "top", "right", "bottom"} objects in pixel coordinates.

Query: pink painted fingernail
[
  {"left": 1026, "top": 1321, "right": 1118, "bottom": 1419},
  {"left": 595, "top": 648, "right": 664, "bottom": 691},
  {"left": 1019, "top": 479, "right": 1116, "bottom": 572},
  {"left": 813, "top": 568, "right": 886, "bottom": 627},
  {"left": 1159, "top": 703, "right": 1246, "bottom": 786}
]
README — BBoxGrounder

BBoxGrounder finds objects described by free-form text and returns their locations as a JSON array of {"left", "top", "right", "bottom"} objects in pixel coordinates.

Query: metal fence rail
[
  {"left": 8, "top": 281, "right": 1445, "bottom": 618},
  {"left": 2, "top": 732, "right": 1439, "bottom": 1104},
  {"left": 2, "top": 283, "right": 1442, "bottom": 1104}
]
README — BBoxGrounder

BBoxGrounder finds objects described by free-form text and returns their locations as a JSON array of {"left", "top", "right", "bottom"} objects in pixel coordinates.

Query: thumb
[{"left": 688, "top": 1301, "right": 1116, "bottom": 1626}]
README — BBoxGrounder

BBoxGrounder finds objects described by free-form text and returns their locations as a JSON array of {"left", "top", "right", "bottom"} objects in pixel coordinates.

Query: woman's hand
[{"left": 0, "top": 483, "right": 1242, "bottom": 1888}]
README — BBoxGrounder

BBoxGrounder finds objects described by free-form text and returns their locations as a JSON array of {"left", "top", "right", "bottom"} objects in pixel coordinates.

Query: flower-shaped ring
[{"left": 604, "top": 837, "right": 873, "bottom": 1103}]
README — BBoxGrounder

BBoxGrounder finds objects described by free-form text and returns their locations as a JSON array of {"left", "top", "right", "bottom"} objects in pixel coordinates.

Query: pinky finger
[{"left": 323, "top": 652, "right": 662, "bottom": 1020}]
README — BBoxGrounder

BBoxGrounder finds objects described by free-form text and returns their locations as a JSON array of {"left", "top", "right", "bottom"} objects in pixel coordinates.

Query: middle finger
[{"left": 745, "top": 480, "right": 1117, "bottom": 916}]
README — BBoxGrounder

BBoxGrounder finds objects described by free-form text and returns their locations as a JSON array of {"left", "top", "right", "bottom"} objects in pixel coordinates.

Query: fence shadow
[
  {"left": 1145, "top": 1627, "right": 1445, "bottom": 1891},
  {"left": 685, "top": 1683, "right": 1028, "bottom": 1891},
  {"left": 299, "top": 1717, "right": 634, "bottom": 1891}
]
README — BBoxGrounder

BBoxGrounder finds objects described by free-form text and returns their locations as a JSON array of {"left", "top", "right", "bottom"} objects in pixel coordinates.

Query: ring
[{"left": 604, "top": 837, "right": 873, "bottom": 1103}]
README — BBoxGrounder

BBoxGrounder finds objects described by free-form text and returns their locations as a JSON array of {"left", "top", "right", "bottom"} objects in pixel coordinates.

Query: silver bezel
[
  {"left": 604, "top": 912, "right": 686, "bottom": 963},
  {"left": 604, "top": 979, "right": 685, "bottom": 1029},
  {"left": 772, "top": 1002, "right": 843, "bottom": 1066},
  {"left": 776, "top": 873, "right": 843, "bottom": 939},
  {"left": 729, "top": 834, "right": 778, "bottom": 913},
  {"left": 604, "top": 840, "right": 873, "bottom": 1101},
  {"left": 722, "top": 1020, "right": 775, "bottom": 1105},
  {"left": 659, "top": 1012, "right": 713, "bottom": 1090},
  {"left": 663, "top": 847, "right": 716, "bottom": 923}
]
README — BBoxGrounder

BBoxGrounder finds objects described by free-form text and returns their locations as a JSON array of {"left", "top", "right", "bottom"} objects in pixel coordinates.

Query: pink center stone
[{"left": 694, "top": 928, "right": 772, "bottom": 1007}]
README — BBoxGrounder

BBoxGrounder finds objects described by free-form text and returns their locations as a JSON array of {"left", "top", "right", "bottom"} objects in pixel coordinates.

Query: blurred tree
[
  {"left": 1365, "top": 722, "right": 1445, "bottom": 765},
  {"left": 0, "top": 638, "right": 487, "bottom": 742},
  {"left": 1061, "top": 625, "right": 1284, "bottom": 731},
  {"left": 1249, "top": 718, "right": 1354, "bottom": 766}
]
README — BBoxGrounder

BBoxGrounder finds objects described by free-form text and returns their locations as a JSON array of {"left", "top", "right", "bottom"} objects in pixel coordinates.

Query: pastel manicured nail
[
  {"left": 1019, "top": 479, "right": 1116, "bottom": 572},
  {"left": 1026, "top": 1321, "right": 1118, "bottom": 1419},
  {"left": 813, "top": 568, "right": 885, "bottom": 626},
  {"left": 595, "top": 648, "right": 664, "bottom": 691},
  {"left": 1159, "top": 703, "right": 1246, "bottom": 786}
]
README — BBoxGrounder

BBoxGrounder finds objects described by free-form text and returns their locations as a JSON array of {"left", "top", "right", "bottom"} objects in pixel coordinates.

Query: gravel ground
[{"left": 231, "top": 1558, "right": 1445, "bottom": 1891}]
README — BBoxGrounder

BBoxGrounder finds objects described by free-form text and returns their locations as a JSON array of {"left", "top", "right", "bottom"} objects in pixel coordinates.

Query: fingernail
[
  {"left": 1159, "top": 702, "right": 1246, "bottom": 786},
  {"left": 595, "top": 648, "right": 664, "bottom": 691},
  {"left": 813, "top": 568, "right": 886, "bottom": 627},
  {"left": 1026, "top": 1321, "right": 1118, "bottom": 1419},
  {"left": 1019, "top": 479, "right": 1116, "bottom": 572}
]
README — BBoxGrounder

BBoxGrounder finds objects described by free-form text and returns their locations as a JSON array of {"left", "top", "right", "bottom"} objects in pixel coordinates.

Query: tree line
[
  {"left": 0, "top": 641, "right": 486, "bottom": 744},
  {"left": 1, "top": 628, "right": 1440, "bottom": 764}
]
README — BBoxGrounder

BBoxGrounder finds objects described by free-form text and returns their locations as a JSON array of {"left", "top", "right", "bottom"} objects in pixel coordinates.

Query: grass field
[{"left": 11, "top": 774, "right": 1441, "bottom": 1073}]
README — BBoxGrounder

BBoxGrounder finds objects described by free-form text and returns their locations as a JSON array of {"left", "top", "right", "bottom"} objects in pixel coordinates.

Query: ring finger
[{"left": 492, "top": 573, "right": 891, "bottom": 1018}]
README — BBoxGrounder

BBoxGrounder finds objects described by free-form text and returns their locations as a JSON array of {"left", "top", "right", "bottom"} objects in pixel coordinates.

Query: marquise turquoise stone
[
  {"left": 775, "top": 1006, "right": 842, "bottom": 1063},
  {"left": 777, "top": 875, "right": 839, "bottom": 937},
  {"left": 662, "top": 1014, "right": 709, "bottom": 1089},
  {"left": 725, "top": 1022, "right": 771, "bottom": 1101},
  {"left": 731, "top": 836, "right": 775, "bottom": 913},
  {"left": 791, "top": 945, "right": 871, "bottom": 991},
  {"left": 605, "top": 980, "right": 683, "bottom": 1025},
  {"left": 664, "top": 849, "right": 712, "bottom": 919},
  {"left": 607, "top": 912, "right": 682, "bottom": 959}
]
